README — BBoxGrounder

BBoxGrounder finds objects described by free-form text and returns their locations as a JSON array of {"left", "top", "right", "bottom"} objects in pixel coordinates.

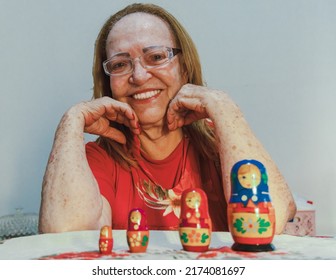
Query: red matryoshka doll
[
  {"left": 126, "top": 208, "right": 149, "bottom": 253},
  {"left": 99, "top": 225, "right": 113, "bottom": 254},
  {"left": 228, "top": 159, "right": 276, "bottom": 252},
  {"left": 179, "top": 188, "right": 211, "bottom": 252}
]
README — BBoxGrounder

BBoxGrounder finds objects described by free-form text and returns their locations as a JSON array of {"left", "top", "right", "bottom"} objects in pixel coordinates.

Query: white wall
[{"left": 1, "top": 0, "right": 335, "bottom": 235}]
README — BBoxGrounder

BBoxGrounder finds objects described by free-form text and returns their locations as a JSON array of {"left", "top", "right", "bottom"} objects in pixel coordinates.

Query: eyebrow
[
  {"left": 108, "top": 52, "right": 131, "bottom": 59},
  {"left": 109, "top": 46, "right": 164, "bottom": 59},
  {"left": 143, "top": 46, "right": 163, "bottom": 53}
]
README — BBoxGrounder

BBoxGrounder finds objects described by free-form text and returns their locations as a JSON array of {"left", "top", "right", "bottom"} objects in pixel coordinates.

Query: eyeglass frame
[{"left": 102, "top": 46, "right": 181, "bottom": 76}]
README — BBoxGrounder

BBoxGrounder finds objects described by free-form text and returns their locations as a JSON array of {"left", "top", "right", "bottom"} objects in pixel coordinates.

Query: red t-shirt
[{"left": 86, "top": 135, "right": 228, "bottom": 231}]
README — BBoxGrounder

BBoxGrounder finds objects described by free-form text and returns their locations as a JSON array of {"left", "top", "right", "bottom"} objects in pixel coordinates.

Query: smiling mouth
[{"left": 132, "top": 90, "right": 161, "bottom": 100}]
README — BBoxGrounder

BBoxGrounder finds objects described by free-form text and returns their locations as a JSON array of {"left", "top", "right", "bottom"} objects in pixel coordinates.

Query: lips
[{"left": 132, "top": 90, "right": 161, "bottom": 100}]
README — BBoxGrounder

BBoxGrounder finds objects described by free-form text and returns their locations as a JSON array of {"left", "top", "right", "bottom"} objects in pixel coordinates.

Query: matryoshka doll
[
  {"left": 99, "top": 225, "right": 113, "bottom": 254},
  {"left": 179, "top": 188, "right": 211, "bottom": 252},
  {"left": 228, "top": 159, "right": 276, "bottom": 252},
  {"left": 126, "top": 208, "right": 149, "bottom": 253}
]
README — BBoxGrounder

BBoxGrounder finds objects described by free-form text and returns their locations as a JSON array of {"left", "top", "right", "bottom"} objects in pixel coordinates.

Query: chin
[{"left": 138, "top": 116, "right": 166, "bottom": 128}]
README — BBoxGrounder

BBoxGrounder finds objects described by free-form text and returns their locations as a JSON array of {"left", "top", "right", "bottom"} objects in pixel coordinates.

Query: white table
[{"left": 0, "top": 230, "right": 335, "bottom": 260}]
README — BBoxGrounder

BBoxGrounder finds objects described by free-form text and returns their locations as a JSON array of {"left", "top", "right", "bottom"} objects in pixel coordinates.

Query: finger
[
  {"left": 166, "top": 105, "right": 178, "bottom": 130},
  {"left": 167, "top": 115, "right": 179, "bottom": 131},
  {"left": 170, "top": 97, "right": 207, "bottom": 114},
  {"left": 103, "top": 101, "right": 140, "bottom": 134},
  {"left": 85, "top": 119, "right": 127, "bottom": 144},
  {"left": 167, "top": 97, "right": 205, "bottom": 121},
  {"left": 167, "top": 109, "right": 187, "bottom": 131},
  {"left": 100, "top": 128, "right": 127, "bottom": 144},
  {"left": 167, "top": 97, "right": 208, "bottom": 131},
  {"left": 168, "top": 112, "right": 197, "bottom": 131},
  {"left": 112, "top": 110, "right": 140, "bottom": 135}
]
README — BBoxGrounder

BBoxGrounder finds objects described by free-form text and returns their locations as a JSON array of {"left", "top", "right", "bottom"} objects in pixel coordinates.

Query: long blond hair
[{"left": 92, "top": 3, "right": 218, "bottom": 170}]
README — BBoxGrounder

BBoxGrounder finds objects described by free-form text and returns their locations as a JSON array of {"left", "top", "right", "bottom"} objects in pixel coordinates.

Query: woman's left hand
[{"left": 167, "top": 84, "right": 219, "bottom": 130}]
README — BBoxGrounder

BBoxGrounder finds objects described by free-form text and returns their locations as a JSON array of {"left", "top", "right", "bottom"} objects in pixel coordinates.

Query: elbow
[
  {"left": 38, "top": 220, "right": 99, "bottom": 234},
  {"left": 287, "top": 198, "right": 297, "bottom": 222},
  {"left": 38, "top": 212, "right": 101, "bottom": 234},
  {"left": 274, "top": 196, "right": 297, "bottom": 235}
]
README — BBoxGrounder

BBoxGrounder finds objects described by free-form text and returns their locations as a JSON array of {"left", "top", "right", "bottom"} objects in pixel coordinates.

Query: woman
[{"left": 39, "top": 3, "right": 296, "bottom": 234}]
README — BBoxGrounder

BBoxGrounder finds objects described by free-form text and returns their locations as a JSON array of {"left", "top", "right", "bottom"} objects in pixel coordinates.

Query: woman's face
[{"left": 106, "top": 13, "right": 187, "bottom": 127}]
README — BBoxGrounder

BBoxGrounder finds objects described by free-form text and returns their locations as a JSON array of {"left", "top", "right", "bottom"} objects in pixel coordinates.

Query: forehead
[{"left": 106, "top": 12, "right": 175, "bottom": 53}]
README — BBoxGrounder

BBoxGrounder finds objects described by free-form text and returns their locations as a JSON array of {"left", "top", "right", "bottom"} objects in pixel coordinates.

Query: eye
[
  {"left": 108, "top": 59, "right": 130, "bottom": 73},
  {"left": 145, "top": 50, "right": 168, "bottom": 65},
  {"left": 152, "top": 53, "right": 165, "bottom": 61}
]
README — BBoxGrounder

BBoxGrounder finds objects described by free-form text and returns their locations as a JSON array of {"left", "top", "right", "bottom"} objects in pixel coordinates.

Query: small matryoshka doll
[
  {"left": 126, "top": 208, "right": 149, "bottom": 253},
  {"left": 179, "top": 188, "right": 212, "bottom": 252},
  {"left": 228, "top": 159, "right": 276, "bottom": 252},
  {"left": 99, "top": 225, "right": 113, "bottom": 254}
]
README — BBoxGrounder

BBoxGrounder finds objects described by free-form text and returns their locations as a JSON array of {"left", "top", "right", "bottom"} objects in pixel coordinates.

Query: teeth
[{"left": 133, "top": 90, "right": 160, "bottom": 100}]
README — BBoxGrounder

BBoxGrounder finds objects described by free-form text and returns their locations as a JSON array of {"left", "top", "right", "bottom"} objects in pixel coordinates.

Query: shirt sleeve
[{"left": 85, "top": 141, "right": 115, "bottom": 207}]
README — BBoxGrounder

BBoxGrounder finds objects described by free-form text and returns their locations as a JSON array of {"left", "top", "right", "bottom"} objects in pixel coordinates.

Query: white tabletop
[{"left": 0, "top": 230, "right": 335, "bottom": 260}]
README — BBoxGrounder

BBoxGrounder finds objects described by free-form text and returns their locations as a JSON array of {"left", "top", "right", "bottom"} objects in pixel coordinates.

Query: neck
[{"left": 139, "top": 126, "right": 183, "bottom": 160}]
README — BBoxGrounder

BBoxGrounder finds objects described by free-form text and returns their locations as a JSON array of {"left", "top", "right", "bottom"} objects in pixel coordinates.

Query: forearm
[
  {"left": 167, "top": 84, "right": 296, "bottom": 233},
  {"left": 39, "top": 107, "right": 107, "bottom": 233},
  {"left": 207, "top": 93, "right": 296, "bottom": 234}
]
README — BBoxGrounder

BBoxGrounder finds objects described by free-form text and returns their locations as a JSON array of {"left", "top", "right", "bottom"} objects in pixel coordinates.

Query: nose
[{"left": 129, "top": 59, "right": 151, "bottom": 85}]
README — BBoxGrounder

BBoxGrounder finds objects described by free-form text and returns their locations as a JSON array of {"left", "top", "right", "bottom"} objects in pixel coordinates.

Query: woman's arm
[
  {"left": 167, "top": 84, "right": 296, "bottom": 234},
  {"left": 39, "top": 97, "right": 140, "bottom": 233}
]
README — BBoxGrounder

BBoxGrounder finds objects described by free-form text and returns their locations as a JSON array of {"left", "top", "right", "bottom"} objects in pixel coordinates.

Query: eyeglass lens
[{"left": 103, "top": 47, "right": 179, "bottom": 76}]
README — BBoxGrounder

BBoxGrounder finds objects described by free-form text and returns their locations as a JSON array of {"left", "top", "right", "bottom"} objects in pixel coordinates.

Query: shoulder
[
  {"left": 86, "top": 141, "right": 109, "bottom": 159},
  {"left": 85, "top": 141, "right": 115, "bottom": 169}
]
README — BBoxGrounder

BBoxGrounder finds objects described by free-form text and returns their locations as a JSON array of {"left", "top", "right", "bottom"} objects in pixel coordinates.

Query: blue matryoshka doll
[{"left": 228, "top": 159, "right": 276, "bottom": 252}]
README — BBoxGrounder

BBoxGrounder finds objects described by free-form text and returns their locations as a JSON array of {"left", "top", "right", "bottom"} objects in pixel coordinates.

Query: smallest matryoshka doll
[
  {"left": 179, "top": 188, "right": 212, "bottom": 252},
  {"left": 126, "top": 208, "right": 149, "bottom": 253},
  {"left": 99, "top": 225, "right": 113, "bottom": 254}
]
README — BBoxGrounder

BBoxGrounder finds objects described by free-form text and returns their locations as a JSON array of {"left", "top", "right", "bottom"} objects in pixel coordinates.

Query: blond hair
[{"left": 92, "top": 3, "right": 218, "bottom": 170}]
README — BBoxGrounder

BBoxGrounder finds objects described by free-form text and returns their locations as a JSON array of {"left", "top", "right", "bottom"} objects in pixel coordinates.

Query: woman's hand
[
  {"left": 167, "top": 84, "right": 222, "bottom": 130},
  {"left": 75, "top": 97, "right": 140, "bottom": 144}
]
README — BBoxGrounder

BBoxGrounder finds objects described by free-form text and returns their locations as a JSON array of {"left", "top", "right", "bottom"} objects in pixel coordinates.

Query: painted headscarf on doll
[
  {"left": 230, "top": 159, "right": 271, "bottom": 207},
  {"left": 128, "top": 208, "right": 149, "bottom": 231},
  {"left": 180, "top": 188, "right": 210, "bottom": 221}
]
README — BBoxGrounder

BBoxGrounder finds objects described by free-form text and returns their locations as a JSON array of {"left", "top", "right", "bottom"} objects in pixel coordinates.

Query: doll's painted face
[
  {"left": 100, "top": 225, "right": 112, "bottom": 238},
  {"left": 185, "top": 192, "right": 201, "bottom": 209},
  {"left": 237, "top": 164, "right": 261, "bottom": 189},
  {"left": 130, "top": 210, "right": 141, "bottom": 224}
]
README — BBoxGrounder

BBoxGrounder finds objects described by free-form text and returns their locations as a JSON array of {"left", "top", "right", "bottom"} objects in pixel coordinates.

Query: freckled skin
[
  {"left": 39, "top": 105, "right": 109, "bottom": 232},
  {"left": 167, "top": 84, "right": 297, "bottom": 233},
  {"left": 38, "top": 13, "right": 184, "bottom": 233}
]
